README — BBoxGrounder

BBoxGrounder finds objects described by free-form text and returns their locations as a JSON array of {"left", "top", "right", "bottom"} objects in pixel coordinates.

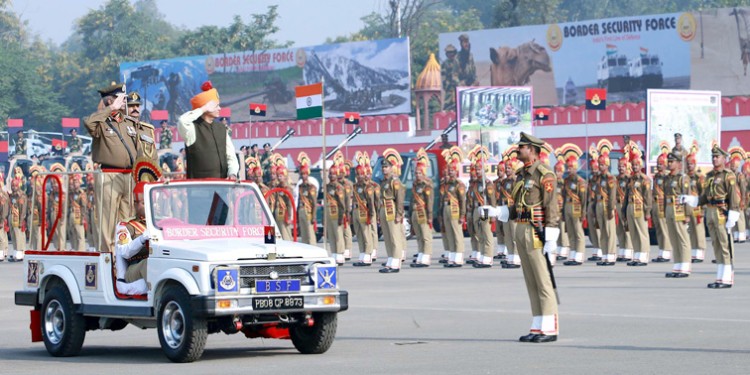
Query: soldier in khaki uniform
[
  {"left": 684, "top": 145, "right": 741, "bottom": 288},
  {"left": 615, "top": 157, "right": 634, "bottom": 262},
  {"left": 465, "top": 162, "right": 480, "bottom": 264},
  {"left": 26, "top": 166, "right": 45, "bottom": 250},
  {"left": 0, "top": 173, "right": 9, "bottom": 260},
  {"left": 352, "top": 152, "right": 376, "bottom": 266},
  {"left": 339, "top": 158, "right": 354, "bottom": 260},
  {"left": 586, "top": 155, "right": 603, "bottom": 261},
  {"left": 296, "top": 152, "right": 317, "bottom": 246},
  {"left": 365, "top": 159, "right": 380, "bottom": 261},
  {"left": 68, "top": 173, "right": 87, "bottom": 251},
  {"left": 49, "top": 163, "right": 68, "bottom": 251},
  {"left": 553, "top": 161, "right": 570, "bottom": 262},
  {"left": 686, "top": 150, "right": 707, "bottom": 262},
  {"left": 268, "top": 155, "right": 293, "bottom": 241},
  {"left": 245, "top": 157, "right": 269, "bottom": 196},
  {"left": 594, "top": 146, "right": 617, "bottom": 266},
  {"left": 440, "top": 147, "right": 466, "bottom": 267},
  {"left": 84, "top": 83, "right": 140, "bottom": 253},
  {"left": 558, "top": 145, "right": 587, "bottom": 266},
  {"left": 652, "top": 149, "right": 673, "bottom": 262},
  {"left": 468, "top": 148, "right": 496, "bottom": 268},
  {"left": 410, "top": 149, "right": 434, "bottom": 268},
  {"left": 493, "top": 159, "right": 507, "bottom": 259},
  {"left": 68, "top": 128, "right": 83, "bottom": 154},
  {"left": 500, "top": 155, "right": 523, "bottom": 268},
  {"left": 492, "top": 132, "right": 560, "bottom": 343},
  {"left": 625, "top": 155, "right": 652, "bottom": 266},
  {"left": 325, "top": 165, "right": 346, "bottom": 265},
  {"left": 728, "top": 148, "right": 747, "bottom": 242},
  {"left": 9, "top": 176, "right": 27, "bottom": 261},
  {"left": 663, "top": 151, "right": 692, "bottom": 277},
  {"left": 378, "top": 149, "right": 405, "bottom": 273}
]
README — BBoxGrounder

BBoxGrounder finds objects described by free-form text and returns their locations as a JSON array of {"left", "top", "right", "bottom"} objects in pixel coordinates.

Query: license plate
[
  {"left": 253, "top": 296, "right": 304, "bottom": 311},
  {"left": 255, "top": 279, "right": 301, "bottom": 293}
]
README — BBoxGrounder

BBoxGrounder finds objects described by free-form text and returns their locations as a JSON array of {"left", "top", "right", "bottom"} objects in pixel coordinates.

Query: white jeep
[{"left": 15, "top": 180, "right": 348, "bottom": 362}]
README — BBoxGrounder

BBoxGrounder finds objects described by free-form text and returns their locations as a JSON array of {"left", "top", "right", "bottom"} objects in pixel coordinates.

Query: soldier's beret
[
  {"left": 263, "top": 143, "right": 271, "bottom": 148},
  {"left": 126, "top": 92, "right": 141, "bottom": 105},
  {"left": 445, "top": 44, "right": 457, "bottom": 53},
  {"left": 98, "top": 82, "right": 125, "bottom": 98},
  {"left": 518, "top": 132, "right": 545, "bottom": 148},
  {"left": 458, "top": 34, "right": 469, "bottom": 42},
  {"left": 667, "top": 151, "right": 683, "bottom": 162},
  {"left": 674, "top": 132, "right": 682, "bottom": 138},
  {"left": 712, "top": 145, "right": 729, "bottom": 157},
  {"left": 240, "top": 145, "right": 248, "bottom": 151}
]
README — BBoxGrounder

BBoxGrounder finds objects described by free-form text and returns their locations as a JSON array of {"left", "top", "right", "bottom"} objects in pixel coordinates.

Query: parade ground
[{"left": 1, "top": 238, "right": 749, "bottom": 374}]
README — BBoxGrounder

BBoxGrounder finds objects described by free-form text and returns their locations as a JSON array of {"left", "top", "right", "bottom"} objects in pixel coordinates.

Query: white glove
[
  {"left": 726, "top": 210, "right": 740, "bottom": 231},
  {"left": 679, "top": 195, "right": 699, "bottom": 208},
  {"left": 543, "top": 227, "right": 560, "bottom": 254},
  {"left": 484, "top": 205, "right": 509, "bottom": 222},
  {"left": 140, "top": 229, "right": 151, "bottom": 244}
]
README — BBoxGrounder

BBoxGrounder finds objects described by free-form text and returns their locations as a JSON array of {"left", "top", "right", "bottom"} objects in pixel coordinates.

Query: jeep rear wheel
[
  {"left": 290, "top": 312, "right": 337, "bottom": 354},
  {"left": 157, "top": 286, "right": 207, "bottom": 363},
  {"left": 42, "top": 285, "right": 86, "bottom": 357}
]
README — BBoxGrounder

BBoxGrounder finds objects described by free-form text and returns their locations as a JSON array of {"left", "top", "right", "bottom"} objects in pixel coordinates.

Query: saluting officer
[
  {"left": 352, "top": 156, "right": 376, "bottom": 266},
  {"left": 440, "top": 147, "right": 466, "bottom": 267},
  {"left": 493, "top": 132, "right": 560, "bottom": 343},
  {"left": 378, "top": 149, "right": 405, "bottom": 273},
  {"left": 594, "top": 148, "right": 617, "bottom": 266},
  {"left": 663, "top": 151, "right": 692, "bottom": 278},
  {"left": 325, "top": 165, "right": 346, "bottom": 265},
  {"left": 683, "top": 145, "right": 741, "bottom": 288},
  {"left": 625, "top": 155, "right": 652, "bottom": 266},
  {"left": 652, "top": 150, "right": 673, "bottom": 262},
  {"left": 296, "top": 152, "right": 318, "bottom": 246},
  {"left": 686, "top": 150, "right": 707, "bottom": 262},
  {"left": 410, "top": 149, "right": 434, "bottom": 268}
]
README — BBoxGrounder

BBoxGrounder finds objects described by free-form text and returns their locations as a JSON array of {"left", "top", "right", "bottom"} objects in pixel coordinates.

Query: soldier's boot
[
  {"left": 691, "top": 249, "right": 705, "bottom": 263},
  {"left": 353, "top": 253, "right": 373, "bottom": 267},
  {"left": 494, "top": 244, "right": 507, "bottom": 259},
  {"left": 371, "top": 248, "right": 378, "bottom": 261},
  {"left": 653, "top": 250, "right": 671, "bottom": 262},
  {"left": 616, "top": 248, "right": 626, "bottom": 262},
  {"left": 588, "top": 248, "right": 602, "bottom": 261},
  {"left": 444, "top": 252, "right": 464, "bottom": 267},
  {"left": 467, "top": 250, "right": 479, "bottom": 264},
  {"left": 10, "top": 249, "right": 24, "bottom": 262},
  {"left": 410, "top": 253, "right": 430, "bottom": 268},
  {"left": 334, "top": 253, "right": 345, "bottom": 266},
  {"left": 343, "top": 249, "right": 351, "bottom": 260},
  {"left": 623, "top": 248, "right": 633, "bottom": 261},
  {"left": 564, "top": 251, "right": 583, "bottom": 266},
  {"left": 557, "top": 246, "right": 569, "bottom": 260},
  {"left": 503, "top": 254, "right": 521, "bottom": 268},
  {"left": 439, "top": 251, "right": 449, "bottom": 263},
  {"left": 472, "top": 254, "right": 492, "bottom": 268},
  {"left": 709, "top": 264, "right": 734, "bottom": 288}
]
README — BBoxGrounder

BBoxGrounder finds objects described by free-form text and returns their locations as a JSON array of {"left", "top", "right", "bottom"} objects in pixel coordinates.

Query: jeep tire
[
  {"left": 290, "top": 312, "right": 337, "bottom": 354},
  {"left": 157, "top": 286, "right": 207, "bottom": 363},
  {"left": 42, "top": 285, "right": 86, "bottom": 357}
]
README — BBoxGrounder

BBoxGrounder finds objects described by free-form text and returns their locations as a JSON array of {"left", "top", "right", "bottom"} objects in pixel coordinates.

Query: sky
[{"left": 11, "top": 0, "right": 384, "bottom": 47}]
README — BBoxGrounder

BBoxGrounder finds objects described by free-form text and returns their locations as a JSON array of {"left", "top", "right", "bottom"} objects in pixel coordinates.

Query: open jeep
[{"left": 15, "top": 179, "right": 348, "bottom": 362}]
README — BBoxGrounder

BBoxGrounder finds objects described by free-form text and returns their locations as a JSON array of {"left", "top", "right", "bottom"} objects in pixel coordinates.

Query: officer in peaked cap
[
  {"left": 493, "top": 132, "right": 561, "bottom": 342},
  {"left": 126, "top": 92, "right": 158, "bottom": 162},
  {"left": 663, "top": 151, "right": 692, "bottom": 278}
]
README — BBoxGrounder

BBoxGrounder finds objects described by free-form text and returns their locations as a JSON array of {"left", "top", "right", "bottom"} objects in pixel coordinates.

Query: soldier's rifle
[
  {"left": 424, "top": 120, "right": 458, "bottom": 150},
  {"left": 324, "top": 126, "right": 362, "bottom": 160},
  {"left": 269, "top": 128, "right": 296, "bottom": 152}
]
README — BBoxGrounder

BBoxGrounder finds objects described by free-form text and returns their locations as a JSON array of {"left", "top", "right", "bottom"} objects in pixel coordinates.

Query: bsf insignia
[
  {"left": 85, "top": 263, "right": 97, "bottom": 289},
  {"left": 544, "top": 181, "right": 554, "bottom": 193},
  {"left": 27, "top": 261, "right": 39, "bottom": 287},
  {"left": 117, "top": 230, "right": 129, "bottom": 245}
]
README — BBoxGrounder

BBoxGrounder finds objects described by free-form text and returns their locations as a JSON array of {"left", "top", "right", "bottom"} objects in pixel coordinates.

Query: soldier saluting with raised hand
[
  {"left": 681, "top": 145, "right": 741, "bottom": 288},
  {"left": 489, "top": 132, "right": 561, "bottom": 343}
]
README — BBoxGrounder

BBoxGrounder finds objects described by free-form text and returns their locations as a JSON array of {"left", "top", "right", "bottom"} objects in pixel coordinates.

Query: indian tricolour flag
[
  {"left": 295, "top": 82, "right": 323, "bottom": 120},
  {"left": 606, "top": 44, "right": 617, "bottom": 55}
]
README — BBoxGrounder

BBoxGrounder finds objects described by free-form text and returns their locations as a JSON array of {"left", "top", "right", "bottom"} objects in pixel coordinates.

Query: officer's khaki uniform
[
  {"left": 342, "top": 179, "right": 354, "bottom": 259},
  {"left": 440, "top": 177, "right": 466, "bottom": 264},
  {"left": 352, "top": 180, "right": 376, "bottom": 263},
  {"left": 9, "top": 191, "right": 27, "bottom": 259},
  {"left": 28, "top": 189, "right": 43, "bottom": 250},
  {"left": 733, "top": 171, "right": 747, "bottom": 241},
  {"left": 556, "top": 178, "right": 570, "bottom": 261},
  {"left": 664, "top": 172, "right": 691, "bottom": 274},
  {"left": 270, "top": 184, "right": 293, "bottom": 241},
  {"left": 509, "top": 160, "right": 560, "bottom": 335},
  {"left": 324, "top": 181, "right": 346, "bottom": 263},
  {"left": 586, "top": 173, "right": 602, "bottom": 259},
  {"left": 379, "top": 175, "right": 405, "bottom": 269},
  {"left": 466, "top": 178, "right": 479, "bottom": 260},
  {"left": 493, "top": 176, "right": 506, "bottom": 256},
  {"left": 698, "top": 167, "right": 740, "bottom": 284},
  {"left": 439, "top": 177, "right": 451, "bottom": 259},
  {"left": 368, "top": 180, "right": 380, "bottom": 259},
  {"left": 594, "top": 172, "right": 617, "bottom": 263},
  {"left": 562, "top": 174, "right": 586, "bottom": 263},
  {"left": 687, "top": 171, "right": 707, "bottom": 261},
  {"left": 500, "top": 176, "right": 520, "bottom": 266},
  {"left": 615, "top": 174, "right": 633, "bottom": 260},
  {"left": 652, "top": 172, "right": 673, "bottom": 260},
  {"left": 470, "top": 178, "right": 496, "bottom": 264},
  {"left": 297, "top": 179, "right": 318, "bottom": 245},
  {"left": 0, "top": 190, "right": 9, "bottom": 259},
  {"left": 626, "top": 172, "right": 652, "bottom": 263},
  {"left": 411, "top": 178, "right": 434, "bottom": 265},
  {"left": 68, "top": 188, "right": 87, "bottom": 251},
  {"left": 84, "top": 108, "right": 141, "bottom": 253}
]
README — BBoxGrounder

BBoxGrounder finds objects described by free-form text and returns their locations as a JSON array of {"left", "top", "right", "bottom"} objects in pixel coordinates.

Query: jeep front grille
[{"left": 239, "top": 264, "right": 310, "bottom": 288}]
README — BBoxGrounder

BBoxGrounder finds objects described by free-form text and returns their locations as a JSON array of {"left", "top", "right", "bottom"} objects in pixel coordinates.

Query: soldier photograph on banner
[{"left": 456, "top": 87, "right": 532, "bottom": 160}]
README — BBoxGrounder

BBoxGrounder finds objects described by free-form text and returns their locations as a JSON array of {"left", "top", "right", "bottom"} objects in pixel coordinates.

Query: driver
[{"left": 114, "top": 160, "right": 162, "bottom": 295}]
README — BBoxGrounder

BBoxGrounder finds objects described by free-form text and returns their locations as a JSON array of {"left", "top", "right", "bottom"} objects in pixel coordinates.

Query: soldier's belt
[
  {"left": 100, "top": 166, "right": 132, "bottom": 173},
  {"left": 708, "top": 199, "right": 727, "bottom": 205}
]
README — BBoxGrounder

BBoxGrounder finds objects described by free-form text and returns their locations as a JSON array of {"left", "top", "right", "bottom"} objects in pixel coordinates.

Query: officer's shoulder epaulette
[
  {"left": 139, "top": 121, "right": 155, "bottom": 129},
  {"left": 536, "top": 163, "right": 552, "bottom": 176}
]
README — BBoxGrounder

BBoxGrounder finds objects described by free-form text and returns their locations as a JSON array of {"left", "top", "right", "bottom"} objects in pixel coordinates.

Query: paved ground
[{"left": 1, "top": 237, "right": 749, "bottom": 374}]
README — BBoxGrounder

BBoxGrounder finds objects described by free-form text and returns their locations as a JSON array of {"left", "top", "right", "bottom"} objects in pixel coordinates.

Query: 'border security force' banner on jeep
[
  {"left": 120, "top": 38, "right": 411, "bottom": 123},
  {"left": 439, "top": 7, "right": 750, "bottom": 108}
]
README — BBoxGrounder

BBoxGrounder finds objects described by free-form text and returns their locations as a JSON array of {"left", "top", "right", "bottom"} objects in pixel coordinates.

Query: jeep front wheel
[
  {"left": 42, "top": 285, "right": 86, "bottom": 357},
  {"left": 157, "top": 286, "right": 207, "bottom": 363},
  {"left": 290, "top": 312, "right": 338, "bottom": 354}
]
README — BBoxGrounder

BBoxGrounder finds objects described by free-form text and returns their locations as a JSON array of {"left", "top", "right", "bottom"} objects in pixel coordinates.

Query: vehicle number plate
[
  {"left": 255, "top": 279, "right": 301, "bottom": 293},
  {"left": 253, "top": 296, "right": 304, "bottom": 310}
]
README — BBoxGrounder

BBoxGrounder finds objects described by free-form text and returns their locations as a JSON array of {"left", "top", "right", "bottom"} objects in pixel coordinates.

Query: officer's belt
[{"left": 100, "top": 165, "right": 132, "bottom": 173}]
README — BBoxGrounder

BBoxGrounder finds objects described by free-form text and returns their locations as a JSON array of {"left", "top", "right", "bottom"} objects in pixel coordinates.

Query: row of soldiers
[{"left": 0, "top": 162, "right": 95, "bottom": 261}]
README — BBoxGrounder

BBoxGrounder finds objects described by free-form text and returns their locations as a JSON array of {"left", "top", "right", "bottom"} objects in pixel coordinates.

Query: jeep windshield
[{"left": 149, "top": 183, "right": 272, "bottom": 240}]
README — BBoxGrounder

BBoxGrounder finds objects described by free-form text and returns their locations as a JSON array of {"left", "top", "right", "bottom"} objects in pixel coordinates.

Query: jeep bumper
[
  {"left": 15, "top": 290, "right": 38, "bottom": 308},
  {"left": 191, "top": 290, "right": 348, "bottom": 317}
]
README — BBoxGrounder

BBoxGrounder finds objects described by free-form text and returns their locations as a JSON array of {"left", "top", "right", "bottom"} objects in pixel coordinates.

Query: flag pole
[{"left": 321, "top": 78, "right": 328, "bottom": 252}]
